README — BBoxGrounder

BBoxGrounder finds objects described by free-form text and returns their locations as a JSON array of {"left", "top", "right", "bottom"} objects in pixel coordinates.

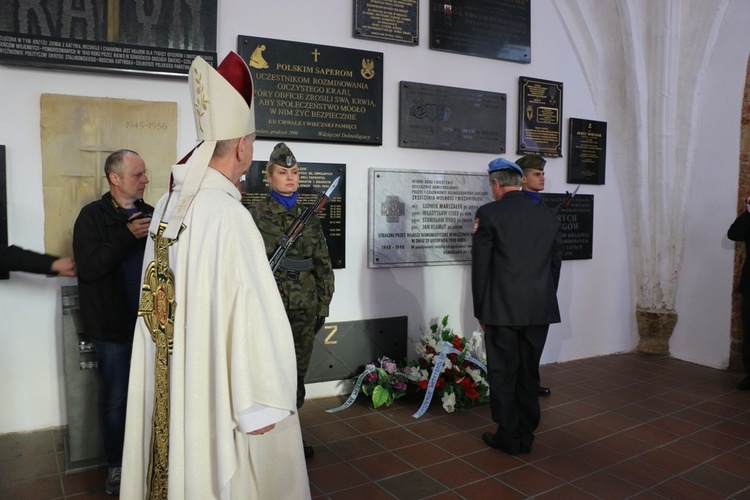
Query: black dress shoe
[
  {"left": 737, "top": 375, "right": 750, "bottom": 391},
  {"left": 482, "top": 432, "right": 520, "bottom": 455},
  {"left": 538, "top": 386, "right": 551, "bottom": 397},
  {"left": 303, "top": 441, "right": 314, "bottom": 458}
]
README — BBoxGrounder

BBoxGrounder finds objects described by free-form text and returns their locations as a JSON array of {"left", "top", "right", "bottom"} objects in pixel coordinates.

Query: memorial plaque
[
  {"left": 568, "top": 118, "right": 607, "bottom": 185},
  {"left": 518, "top": 76, "right": 563, "bottom": 157},
  {"left": 354, "top": 0, "right": 419, "bottom": 46},
  {"left": 237, "top": 35, "right": 383, "bottom": 145},
  {"left": 368, "top": 168, "right": 492, "bottom": 268},
  {"left": 306, "top": 316, "right": 408, "bottom": 383},
  {"left": 399, "top": 81, "right": 506, "bottom": 154},
  {"left": 1, "top": 145, "right": 7, "bottom": 280},
  {"left": 542, "top": 193, "right": 594, "bottom": 260},
  {"left": 429, "top": 0, "right": 531, "bottom": 64},
  {"left": 241, "top": 161, "right": 346, "bottom": 269},
  {"left": 0, "top": 0, "right": 217, "bottom": 76}
]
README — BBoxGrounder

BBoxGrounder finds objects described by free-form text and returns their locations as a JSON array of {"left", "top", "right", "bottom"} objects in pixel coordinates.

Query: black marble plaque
[
  {"left": 542, "top": 193, "right": 593, "bottom": 260},
  {"left": 354, "top": 0, "right": 419, "bottom": 46},
  {"left": 1, "top": 145, "right": 7, "bottom": 280},
  {"left": 568, "top": 118, "right": 607, "bottom": 185},
  {"left": 429, "top": 0, "right": 530, "bottom": 63},
  {"left": 0, "top": 1, "right": 217, "bottom": 76},
  {"left": 241, "top": 161, "right": 346, "bottom": 269},
  {"left": 306, "top": 316, "right": 408, "bottom": 383},
  {"left": 518, "top": 76, "right": 563, "bottom": 157},
  {"left": 399, "top": 81, "right": 506, "bottom": 154},
  {"left": 238, "top": 35, "right": 383, "bottom": 145}
]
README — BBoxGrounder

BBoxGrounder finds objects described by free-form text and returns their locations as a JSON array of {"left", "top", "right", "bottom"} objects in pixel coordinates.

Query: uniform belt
[
  {"left": 281, "top": 257, "right": 313, "bottom": 271},
  {"left": 276, "top": 269, "right": 311, "bottom": 282}
]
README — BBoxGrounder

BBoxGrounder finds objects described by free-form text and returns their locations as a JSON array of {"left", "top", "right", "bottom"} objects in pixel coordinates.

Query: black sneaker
[
  {"left": 303, "top": 441, "right": 314, "bottom": 459},
  {"left": 737, "top": 375, "right": 750, "bottom": 391},
  {"left": 105, "top": 467, "right": 121, "bottom": 495}
]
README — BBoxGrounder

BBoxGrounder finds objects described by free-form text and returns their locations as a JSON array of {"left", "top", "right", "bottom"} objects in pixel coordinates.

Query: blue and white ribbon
[
  {"left": 411, "top": 341, "right": 487, "bottom": 418},
  {"left": 325, "top": 341, "right": 487, "bottom": 417},
  {"left": 325, "top": 366, "right": 377, "bottom": 413}
]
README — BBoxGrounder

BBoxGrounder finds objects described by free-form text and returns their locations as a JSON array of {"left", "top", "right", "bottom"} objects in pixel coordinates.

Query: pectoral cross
[{"left": 138, "top": 221, "right": 183, "bottom": 499}]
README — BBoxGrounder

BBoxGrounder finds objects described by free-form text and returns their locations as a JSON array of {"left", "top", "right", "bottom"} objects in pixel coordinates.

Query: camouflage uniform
[{"left": 249, "top": 196, "right": 335, "bottom": 408}]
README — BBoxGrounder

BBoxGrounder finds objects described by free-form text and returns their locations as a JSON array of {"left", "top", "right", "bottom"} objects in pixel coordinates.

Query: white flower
[
  {"left": 466, "top": 366, "right": 484, "bottom": 384},
  {"left": 419, "top": 369, "right": 430, "bottom": 381},
  {"left": 441, "top": 392, "right": 456, "bottom": 413},
  {"left": 442, "top": 356, "right": 453, "bottom": 371}
]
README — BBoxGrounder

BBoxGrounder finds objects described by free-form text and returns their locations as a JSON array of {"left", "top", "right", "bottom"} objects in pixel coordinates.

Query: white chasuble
[{"left": 121, "top": 167, "right": 310, "bottom": 499}]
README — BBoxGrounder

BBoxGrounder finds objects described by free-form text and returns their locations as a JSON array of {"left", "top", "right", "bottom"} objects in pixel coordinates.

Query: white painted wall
[{"left": 1, "top": 0, "right": 748, "bottom": 434}]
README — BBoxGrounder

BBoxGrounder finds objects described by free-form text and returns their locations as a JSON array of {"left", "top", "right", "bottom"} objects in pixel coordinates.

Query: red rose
[{"left": 461, "top": 377, "right": 479, "bottom": 399}]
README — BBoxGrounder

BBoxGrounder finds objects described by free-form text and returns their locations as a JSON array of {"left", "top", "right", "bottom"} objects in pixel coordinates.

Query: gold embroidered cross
[{"left": 138, "top": 221, "right": 183, "bottom": 499}]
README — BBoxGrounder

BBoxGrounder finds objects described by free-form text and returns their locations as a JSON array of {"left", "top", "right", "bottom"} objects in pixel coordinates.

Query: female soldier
[{"left": 247, "top": 142, "right": 335, "bottom": 457}]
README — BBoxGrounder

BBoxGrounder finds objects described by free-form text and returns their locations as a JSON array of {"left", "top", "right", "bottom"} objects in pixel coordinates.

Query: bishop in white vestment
[{"left": 121, "top": 52, "right": 310, "bottom": 499}]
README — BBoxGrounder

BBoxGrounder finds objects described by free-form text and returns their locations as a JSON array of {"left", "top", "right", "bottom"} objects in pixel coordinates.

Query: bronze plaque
[
  {"left": 354, "top": 0, "right": 419, "bottom": 46},
  {"left": 517, "top": 76, "right": 563, "bottom": 157},
  {"left": 399, "top": 81, "right": 506, "bottom": 154},
  {"left": 568, "top": 118, "right": 607, "bottom": 185},
  {"left": 237, "top": 35, "right": 383, "bottom": 145},
  {"left": 429, "top": 0, "right": 530, "bottom": 64},
  {"left": 241, "top": 161, "right": 346, "bottom": 269},
  {"left": 542, "top": 193, "right": 594, "bottom": 260}
]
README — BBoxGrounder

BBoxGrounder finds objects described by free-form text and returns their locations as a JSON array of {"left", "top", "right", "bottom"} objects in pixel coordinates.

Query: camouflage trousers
[{"left": 288, "top": 307, "right": 317, "bottom": 408}]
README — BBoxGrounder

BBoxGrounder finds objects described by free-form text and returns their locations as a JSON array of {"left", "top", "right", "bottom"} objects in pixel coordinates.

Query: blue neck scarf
[
  {"left": 523, "top": 190, "right": 542, "bottom": 204},
  {"left": 271, "top": 190, "right": 299, "bottom": 211}
]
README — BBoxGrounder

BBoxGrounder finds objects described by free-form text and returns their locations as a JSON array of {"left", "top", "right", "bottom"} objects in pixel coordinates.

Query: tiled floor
[{"left": 2, "top": 353, "right": 749, "bottom": 499}]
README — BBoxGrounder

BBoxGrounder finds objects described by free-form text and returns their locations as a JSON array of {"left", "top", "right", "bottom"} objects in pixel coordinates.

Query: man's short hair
[
  {"left": 490, "top": 169, "right": 522, "bottom": 187},
  {"left": 104, "top": 149, "right": 139, "bottom": 183},
  {"left": 212, "top": 135, "right": 252, "bottom": 160}
]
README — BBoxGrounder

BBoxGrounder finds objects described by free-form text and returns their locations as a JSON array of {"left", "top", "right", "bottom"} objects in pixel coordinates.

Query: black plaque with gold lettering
[
  {"left": 238, "top": 35, "right": 383, "bottom": 145},
  {"left": 518, "top": 76, "right": 563, "bottom": 157},
  {"left": 568, "top": 118, "right": 606, "bottom": 185},
  {"left": 354, "top": 0, "right": 419, "bottom": 46},
  {"left": 429, "top": 0, "right": 530, "bottom": 64},
  {"left": 399, "top": 81, "right": 506, "bottom": 154},
  {"left": 241, "top": 161, "right": 346, "bottom": 269},
  {"left": 542, "top": 193, "right": 593, "bottom": 260}
]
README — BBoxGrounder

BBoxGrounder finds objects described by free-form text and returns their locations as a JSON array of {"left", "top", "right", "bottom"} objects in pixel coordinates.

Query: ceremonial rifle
[
  {"left": 269, "top": 176, "right": 340, "bottom": 273},
  {"left": 556, "top": 185, "right": 580, "bottom": 213}
]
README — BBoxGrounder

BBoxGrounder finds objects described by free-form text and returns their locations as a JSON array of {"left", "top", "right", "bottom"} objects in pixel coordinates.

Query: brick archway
[{"left": 730, "top": 55, "right": 750, "bottom": 371}]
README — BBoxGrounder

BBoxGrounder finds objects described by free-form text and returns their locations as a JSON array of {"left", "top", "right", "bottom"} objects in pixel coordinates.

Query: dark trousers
[
  {"left": 93, "top": 339, "right": 132, "bottom": 467},
  {"left": 484, "top": 324, "right": 549, "bottom": 451},
  {"left": 741, "top": 294, "right": 750, "bottom": 373}
]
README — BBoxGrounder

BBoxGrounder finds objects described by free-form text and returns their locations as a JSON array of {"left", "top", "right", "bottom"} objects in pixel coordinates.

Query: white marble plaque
[{"left": 368, "top": 168, "right": 492, "bottom": 268}]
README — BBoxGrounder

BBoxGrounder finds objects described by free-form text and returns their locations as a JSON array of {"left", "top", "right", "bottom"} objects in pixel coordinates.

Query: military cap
[
  {"left": 488, "top": 157, "right": 523, "bottom": 177},
  {"left": 515, "top": 155, "right": 546, "bottom": 171},
  {"left": 269, "top": 142, "right": 297, "bottom": 167}
]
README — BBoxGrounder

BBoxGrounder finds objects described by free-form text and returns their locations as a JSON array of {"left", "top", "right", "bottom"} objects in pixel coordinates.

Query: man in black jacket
[
  {"left": 727, "top": 198, "right": 750, "bottom": 391},
  {"left": 73, "top": 149, "right": 152, "bottom": 495},
  {"left": 1, "top": 245, "right": 75, "bottom": 276},
  {"left": 472, "top": 157, "right": 561, "bottom": 455}
]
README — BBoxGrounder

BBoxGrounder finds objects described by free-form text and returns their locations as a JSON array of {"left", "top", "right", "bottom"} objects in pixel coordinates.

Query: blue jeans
[{"left": 93, "top": 340, "right": 132, "bottom": 467}]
